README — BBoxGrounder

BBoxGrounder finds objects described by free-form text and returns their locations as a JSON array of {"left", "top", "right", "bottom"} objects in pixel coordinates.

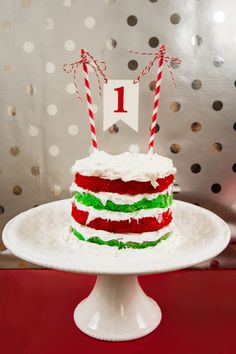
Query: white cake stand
[{"left": 2, "top": 199, "right": 230, "bottom": 341}]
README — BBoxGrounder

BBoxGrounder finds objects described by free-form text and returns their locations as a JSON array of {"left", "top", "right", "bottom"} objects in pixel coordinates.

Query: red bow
[
  {"left": 63, "top": 50, "right": 108, "bottom": 101},
  {"left": 129, "top": 46, "right": 181, "bottom": 87}
]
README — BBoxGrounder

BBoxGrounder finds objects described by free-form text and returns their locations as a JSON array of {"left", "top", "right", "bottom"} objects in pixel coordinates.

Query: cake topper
[{"left": 64, "top": 46, "right": 181, "bottom": 153}]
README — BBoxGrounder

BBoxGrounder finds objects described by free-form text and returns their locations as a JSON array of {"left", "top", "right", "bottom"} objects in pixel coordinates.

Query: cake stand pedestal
[
  {"left": 74, "top": 275, "right": 161, "bottom": 341},
  {"left": 2, "top": 199, "right": 230, "bottom": 341}
]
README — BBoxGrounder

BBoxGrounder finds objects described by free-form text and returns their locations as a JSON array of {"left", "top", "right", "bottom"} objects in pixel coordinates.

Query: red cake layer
[
  {"left": 75, "top": 174, "right": 174, "bottom": 195},
  {"left": 71, "top": 203, "right": 172, "bottom": 233}
]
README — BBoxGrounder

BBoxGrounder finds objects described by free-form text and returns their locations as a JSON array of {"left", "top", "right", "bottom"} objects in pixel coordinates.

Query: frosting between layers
[
  {"left": 72, "top": 151, "right": 176, "bottom": 187},
  {"left": 70, "top": 183, "right": 173, "bottom": 204},
  {"left": 71, "top": 204, "right": 172, "bottom": 233},
  {"left": 75, "top": 173, "right": 174, "bottom": 195},
  {"left": 71, "top": 217, "right": 174, "bottom": 242},
  {"left": 73, "top": 199, "right": 170, "bottom": 222},
  {"left": 72, "top": 228, "right": 172, "bottom": 249},
  {"left": 74, "top": 191, "right": 172, "bottom": 213}
]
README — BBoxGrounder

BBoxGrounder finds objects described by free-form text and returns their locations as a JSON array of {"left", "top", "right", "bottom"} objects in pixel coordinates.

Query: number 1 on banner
[
  {"left": 114, "top": 86, "right": 127, "bottom": 113},
  {"left": 103, "top": 80, "right": 139, "bottom": 132}
]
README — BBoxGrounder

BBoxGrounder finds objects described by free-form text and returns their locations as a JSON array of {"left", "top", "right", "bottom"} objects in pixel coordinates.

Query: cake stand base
[{"left": 74, "top": 275, "right": 161, "bottom": 341}]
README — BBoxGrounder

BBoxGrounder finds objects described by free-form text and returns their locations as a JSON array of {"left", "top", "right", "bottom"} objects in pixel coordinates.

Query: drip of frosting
[{"left": 72, "top": 150, "right": 176, "bottom": 187}]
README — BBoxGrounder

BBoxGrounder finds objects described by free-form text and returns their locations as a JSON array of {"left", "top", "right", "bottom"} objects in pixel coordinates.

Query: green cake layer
[
  {"left": 72, "top": 227, "right": 172, "bottom": 249},
  {"left": 74, "top": 191, "right": 172, "bottom": 213}
]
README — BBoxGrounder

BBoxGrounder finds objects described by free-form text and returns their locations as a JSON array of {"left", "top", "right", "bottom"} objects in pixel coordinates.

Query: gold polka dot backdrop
[{"left": 0, "top": 0, "right": 235, "bottom": 268}]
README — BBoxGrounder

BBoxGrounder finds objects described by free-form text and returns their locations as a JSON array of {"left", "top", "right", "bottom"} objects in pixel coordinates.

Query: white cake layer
[
  {"left": 70, "top": 183, "right": 173, "bottom": 204},
  {"left": 73, "top": 198, "right": 171, "bottom": 223},
  {"left": 71, "top": 217, "right": 173, "bottom": 242},
  {"left": 72, "top": 150, "right": 176, "bottom": 188}
]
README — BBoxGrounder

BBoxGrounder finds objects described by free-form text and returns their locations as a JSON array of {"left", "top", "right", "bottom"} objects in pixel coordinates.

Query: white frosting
[
  {"left": 72, "top": 150, "right": 176, "bottom": 188},
  {"left": 71, "top": 218, "right": 173, "bottom": 242},
  {"left": 73, "top": 198, "right": 171, "bottom": 223},
  {"left": 70, "top": 183, "right": 173, "bottom": 204}
]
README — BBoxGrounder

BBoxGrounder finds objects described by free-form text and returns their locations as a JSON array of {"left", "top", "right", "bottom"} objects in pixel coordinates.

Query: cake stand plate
[{"left": 2, "top": 200, "right": 230, "bottom": 341}]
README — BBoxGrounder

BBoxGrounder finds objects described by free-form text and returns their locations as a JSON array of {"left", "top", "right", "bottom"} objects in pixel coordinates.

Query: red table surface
[{"left": 0, "top": 269, "right": 236, "bottom": 354}]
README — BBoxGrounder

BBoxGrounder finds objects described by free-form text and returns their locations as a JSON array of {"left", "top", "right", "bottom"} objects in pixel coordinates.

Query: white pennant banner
[{"left": 103, "top": 80, "right": 139, "bottom": 132}]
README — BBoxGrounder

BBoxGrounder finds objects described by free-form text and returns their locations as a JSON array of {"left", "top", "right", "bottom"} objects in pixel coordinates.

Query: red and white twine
[
  {"left": 64, "top": 49, "right": 108, "bottom": 150},
  {"left": 129, "top": 45, "right": 181, "bottom": 153}
]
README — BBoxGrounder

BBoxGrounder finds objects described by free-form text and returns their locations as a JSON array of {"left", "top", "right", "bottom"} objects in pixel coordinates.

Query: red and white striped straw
[
  {"left": 80, "top": 49, "right": 98, "bottom": 151},
  {"left": 64, "top": 50, "right": 107, "bottom": 151},
  {"left": 129, "top": 45, "right": 181, "bottom": 154},
  {"left": 149, "top": 44, "right": 165, "bottom": 154}
]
